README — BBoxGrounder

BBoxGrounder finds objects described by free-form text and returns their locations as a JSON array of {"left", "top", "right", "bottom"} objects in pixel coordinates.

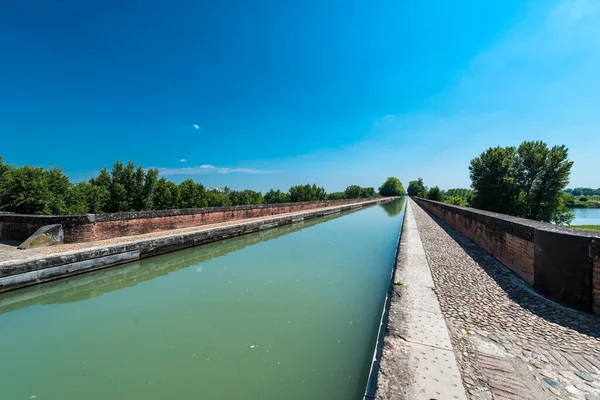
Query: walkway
[{"left": 411, "top": 199, "right": 600, "bottom": 399}]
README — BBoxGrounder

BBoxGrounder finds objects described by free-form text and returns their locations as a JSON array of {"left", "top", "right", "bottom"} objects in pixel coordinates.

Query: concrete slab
[{"left": 376, "top": 200, "right": 467, "bottom": 400}]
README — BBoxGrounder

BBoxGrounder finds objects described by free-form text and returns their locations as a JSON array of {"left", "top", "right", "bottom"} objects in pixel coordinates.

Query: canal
[{"left": 0, "top": 198, "right": 405, "bottom": 400}]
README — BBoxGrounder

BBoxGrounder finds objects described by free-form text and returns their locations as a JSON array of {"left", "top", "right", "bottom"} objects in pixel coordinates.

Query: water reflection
[
  {"left": 379, "top": 197, "right": 405, "bottom": 217},
  {"left": 0, "top": 209, "right": 354, "bottom": 315}
]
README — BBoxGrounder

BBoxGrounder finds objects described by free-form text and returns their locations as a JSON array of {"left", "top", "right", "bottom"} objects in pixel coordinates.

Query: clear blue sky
[{"left": 1, "top": 0, "right": 598, "bottom": 191}]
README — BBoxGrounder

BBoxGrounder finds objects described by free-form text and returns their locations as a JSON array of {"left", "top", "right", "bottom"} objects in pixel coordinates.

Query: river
[
  {"left": 0, "top": 198, "right": 405, "bottom": 400},
  {"left": 571, "top": 207, "right": 600, "bottom": 226}
]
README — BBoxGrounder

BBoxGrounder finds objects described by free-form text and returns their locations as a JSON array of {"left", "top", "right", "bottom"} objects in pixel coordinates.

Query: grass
[
  {"left": 394, "top": 281, "right": 404, "bottom": 286},
  {"left": 570, "top": 225, "right": 600, "bottom": 232},
  {"left": 569, "top": 195, "right": 600, "bottom": 208}
]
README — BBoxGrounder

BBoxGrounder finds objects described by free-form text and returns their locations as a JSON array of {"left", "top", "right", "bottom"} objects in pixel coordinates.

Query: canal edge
[
  {"left": 0, "top": 198, "right": 394, "bottom": 293},
  {"left": 371, "top": 200, "right": 468, "bottom": 399}
]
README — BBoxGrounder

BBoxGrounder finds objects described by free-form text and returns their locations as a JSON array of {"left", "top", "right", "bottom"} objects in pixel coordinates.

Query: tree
[
  {"left": 378, "top": 177, "right": 405, "bottom": 197},
  {"left": 289, "top": 184, "right": 326, "bottom": 202},
  {"left": 326, "top": 192, "right": 345, "bottom": 200},
  {"left": 0, "top": 165, "right": 71, "bottom": 214},
  {"left": 470, "top": 141, "right": 573, "bottom": 224},
  {"left": 179, "top": 179, "right": 207, "bottom": 208},
  {"left": 360, "top": 187, "right": 377, "bottom": 198},
  {"left": 344, "top": 185, "right": 363, "bottom": 199},
  {"left": 152, "top": 178, "right": 180, "bottom": 210},
  {"left": 206, "top": 189, "right": 231, "bottom": 207},
  {"left": 407, "top": 178, "right": 427, "bottom": 197},
  {"left": 427, "top": 186, "right": 444, "bottom": 201},
  {"left": 446, "top": 196, "right": 468, "bottom": 207},
  {"left": 264, "top": 189, "right": 291, "bottom": 203}
]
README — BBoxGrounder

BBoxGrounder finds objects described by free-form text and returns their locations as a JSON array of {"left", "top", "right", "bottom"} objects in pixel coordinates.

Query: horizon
[{"left": 2, "top": 0, "right": 599, "bottom": 192}]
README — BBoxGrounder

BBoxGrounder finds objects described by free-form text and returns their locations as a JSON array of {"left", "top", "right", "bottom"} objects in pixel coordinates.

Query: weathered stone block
[{"left": 17, "top": 224, "right": 64, "bottom": 250}]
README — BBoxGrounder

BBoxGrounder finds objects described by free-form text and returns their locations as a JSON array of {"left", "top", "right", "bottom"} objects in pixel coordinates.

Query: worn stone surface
[
  {"left": 17, "top": 224, "right": 63, "bottom": 250},
  {"left": 376, "top": 201, "right": 467, "bottom": 400},
  {"left": 410, "top": 198, "right": 600, "bottom": 400}
]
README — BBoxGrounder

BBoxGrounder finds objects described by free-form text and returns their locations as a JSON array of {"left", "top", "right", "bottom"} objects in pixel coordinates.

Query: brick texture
[
  {"left": 415, "top": 199, "right": 535, "bottom": 285},
  {"left": 0, "top": 199, "right": 367, "bottom": 244}
]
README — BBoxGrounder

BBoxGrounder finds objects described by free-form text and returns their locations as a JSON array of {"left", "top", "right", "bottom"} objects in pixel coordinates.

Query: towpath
[{"left": 410, "top": 198, "right": 600, "bottom": 399}]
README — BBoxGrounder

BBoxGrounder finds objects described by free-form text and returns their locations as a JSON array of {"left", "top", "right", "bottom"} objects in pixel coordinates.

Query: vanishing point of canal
[{"left": 0, "top": 198, "right": 406, "bottom": 400}]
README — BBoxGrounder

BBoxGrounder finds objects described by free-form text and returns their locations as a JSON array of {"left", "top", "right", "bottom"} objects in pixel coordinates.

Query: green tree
[
  {"left": 470, "top": 141, "right": 573, "bottom": 224},
  {"left": 289, "top": 184, "right": 326, "bottom": 202},
  {"left": 344, "top": 185, "right": 363, "bottom": 199},
  {"left": 407, "top": 178, "right": 427, "bottom": 197},
  {"left": 152, "top": 178, "right": 180, "bottom": 210},
  {"left": 206, "top": 189, "right": 232, "bottom": 207},
  {"left": 179, "top": 179, "right": 207, "bottom": 208},
  {"left": 446, "top": 195, "right": 468, "bottom": 207},
  {"left": 264, "top": 189, "right": 291, "bottom": 203},
  {"left": 427, "top": 186, "right": 443, "bottom": 201},
  {"left": 360, "top": 187, "right": 377, "bottom": 198},
  {"left": 378, "top": 177, "right": 405, "bottom": 197}
]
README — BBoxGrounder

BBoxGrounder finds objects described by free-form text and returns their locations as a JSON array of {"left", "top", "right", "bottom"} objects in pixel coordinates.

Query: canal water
[
  {"left": 0, "top": 198, "right": 405, "bottom": 400},
  {"left": 571, "top": 207, "right": 600, "bottom": 226}
]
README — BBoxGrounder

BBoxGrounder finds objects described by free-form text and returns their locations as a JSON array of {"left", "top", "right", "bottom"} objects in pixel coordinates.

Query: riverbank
[{"left": 571, "top": 225, "right": 600, "bottom": 232}]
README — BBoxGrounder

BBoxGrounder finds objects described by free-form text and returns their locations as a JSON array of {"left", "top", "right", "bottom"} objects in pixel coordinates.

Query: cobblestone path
[{"left": 410, "top": 199, "right": 600, "bottom": 400}]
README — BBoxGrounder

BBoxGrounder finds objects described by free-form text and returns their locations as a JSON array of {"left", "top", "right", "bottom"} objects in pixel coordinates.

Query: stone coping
[
  {"left": 0, "top": 198, "right": 381, "bottom": 224},
  {"left": 413, "top": 197, "right": 600, "bottom": 241}
]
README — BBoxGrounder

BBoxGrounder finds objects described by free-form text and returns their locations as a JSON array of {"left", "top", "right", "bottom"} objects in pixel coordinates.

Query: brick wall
[
  {"left": 0, "top": 198, "right": 373, "bottom": 244},
  {"left": 413, "top": 197, "right": 600, "bottom": 315}
]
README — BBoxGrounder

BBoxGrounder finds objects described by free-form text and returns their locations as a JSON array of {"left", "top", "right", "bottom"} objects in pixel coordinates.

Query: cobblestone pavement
[{"left": 410, "top": 199, "right": 600, "bottom": 400}]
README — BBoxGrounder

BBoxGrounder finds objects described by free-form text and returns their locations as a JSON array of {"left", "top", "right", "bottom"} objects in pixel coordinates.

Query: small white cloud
[
  {"left": 179, "top": 158, "right": 187, "bottom": 163},
  {"left": 193, "top": 124, "right": 200, "bottom": 130},
  {"left": 157, "top": 164, "right": 276, "bottom": 175}
]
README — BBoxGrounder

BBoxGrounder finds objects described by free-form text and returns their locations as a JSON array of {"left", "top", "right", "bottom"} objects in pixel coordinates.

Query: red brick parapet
[
  {"left": 413, "top": 197, "right": 600, "bottom": 315},
  {"left": 0, "top": 198, "right": 381, "bottom": 244}
]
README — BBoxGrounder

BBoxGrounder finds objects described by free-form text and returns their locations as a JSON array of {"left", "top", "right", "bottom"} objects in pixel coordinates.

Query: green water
[{"left": 0, "top": 199, "right": 405, "bottom": 400}]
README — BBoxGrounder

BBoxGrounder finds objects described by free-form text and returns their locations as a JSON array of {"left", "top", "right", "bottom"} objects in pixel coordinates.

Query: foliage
[
  {"left": 344, "top": 185, "right": 377, "bottom": 199},
  {"left": 326, "top": 192, "right": 346, "bottom": 200},
  {"left": 445, "top": 195, "right": 468, "bottom": 207},
  {"left": 378, "top": 177, "right": 405, "bottom": 197},
  {"left": 570, "top": 225, "right": 600, "bottom": 232},
  {"left": 264, "top": 189, "right": 291, "bottom": 204},
  {"left": 579, "top": 197, "right": 588, "bottom": 202},
  {"left": 566, "top": 188, "right": 600, "bottom": 196},
  {"left": 225, "top": 187, "right": 264, "bottom": 206},
  {"left": 469, "top": 140, "right": 574, "bottom": 224},
  {"left": 0, "top": 155, "right": 389, "bottom": 215},
  {"left": 426, "top": 186, "right": 444, "bottom": 201},
  {"left": 152, "top": 178, "right": 180, "bottom": 210},
  {"left": 179, "top": 179, "right": 208, "bottom": 208},
  {"left": 407, "top": 178, "right": 427, "bottom": 197},
  {"left": 288, "top": 184, "right": 326, "bottom": 202}
]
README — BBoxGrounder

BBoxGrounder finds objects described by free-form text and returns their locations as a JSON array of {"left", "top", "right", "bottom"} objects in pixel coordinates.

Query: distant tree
[
  {"left": 179, "top": 179, "right": 207, "bottom": 208},
  {"left": 289, "top": 184, "right": 326, "bottom": 202},
  {"left": 470, "top": 140, "right": 573, "bottom": 224},
  {"left": 264, "top": 189, "right": 291, "bottom": 204},
  {"left": 407, "top": 178, "right": 427, "bottom": 197},
  {"left": 152, "top": 178, "right": 180, "bottom": 210},
  {"left": 326, "top": 192, "right": 345, "bottom": 200},
  {"left": 206, "top": 189, "right": 232, "bottom": 207},
  {"left": 427, "top": 186, "right": 444, "bottom": 201},
  {"left": 360, "top": 187, "right": 377, "bottom": 198},
  {"left": 378, "top": 177, "right": 405, "bottom": 197},
  {"left": 344, "top": 185, "right": 363, "bottom": 199},
  {"left": 580, "top": 197, "right": 588, "bottom": 202},
  {"left": 446, "top": 195, "right": 468, "bottom": 207},
  {"left": 227, "top": 189, "right": 263, "bottom": 206}
]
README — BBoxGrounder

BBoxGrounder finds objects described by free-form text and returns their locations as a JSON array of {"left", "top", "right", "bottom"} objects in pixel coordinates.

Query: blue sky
[{"left": 1, "top": 0, "right": 598, "bottom": 191}]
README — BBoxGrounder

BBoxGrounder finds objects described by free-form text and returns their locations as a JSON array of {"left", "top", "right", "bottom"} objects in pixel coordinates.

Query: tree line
[
  {"left": 564, "top": 188, "right": 600, "bottom": 196},
  {"left": 0, "top": 156, "right": 405, "bottom": 215},
  {"left": 412, "top": 140, "right": 575, "bottom": 225}
]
